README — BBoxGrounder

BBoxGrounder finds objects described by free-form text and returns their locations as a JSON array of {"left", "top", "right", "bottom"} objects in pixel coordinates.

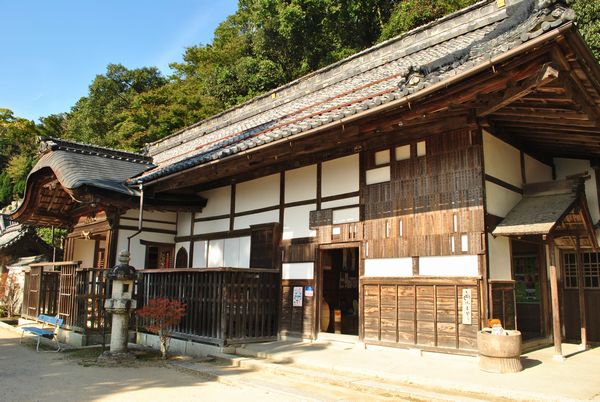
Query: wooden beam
[
  {"left": 547, "top": 236, "right": 564, "bottom": 361},
  {"left": 479, "top": 63, "right": 560, "bottom": 117},
  {"left": 575, "top": 236, "right": 588, "bottom": 350}
]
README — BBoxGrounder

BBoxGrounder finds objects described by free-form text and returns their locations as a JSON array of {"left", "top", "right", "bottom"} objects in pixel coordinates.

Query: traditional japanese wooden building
[{"left": 12, "top": 0, "right": 600, "bottom": 353}]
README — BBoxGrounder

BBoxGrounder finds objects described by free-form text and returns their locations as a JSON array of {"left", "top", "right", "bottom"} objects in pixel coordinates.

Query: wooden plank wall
[
  {"left": 362, "top": 278, "right": 480, "bottom": 352},
  {"left": 281, "top": 280, "right": 314, "bottom": 338},
  {"left": 363, "top": 129, "right": 484, "bottom": 258}
]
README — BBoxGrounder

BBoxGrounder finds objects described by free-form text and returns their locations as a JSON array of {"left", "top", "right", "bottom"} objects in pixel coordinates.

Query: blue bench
[{"left": 19, "top": 314, "right": 63, "bottom": 352}]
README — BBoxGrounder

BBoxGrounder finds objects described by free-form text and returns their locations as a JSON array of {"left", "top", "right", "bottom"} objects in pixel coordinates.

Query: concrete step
[{"left": 176, "top": 353, "right": 505, "bottom": 402}]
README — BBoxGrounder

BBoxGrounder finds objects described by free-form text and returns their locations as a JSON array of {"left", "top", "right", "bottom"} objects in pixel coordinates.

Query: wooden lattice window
[{"left": 562, "top": 251, "right": 600, "bottom": 289}]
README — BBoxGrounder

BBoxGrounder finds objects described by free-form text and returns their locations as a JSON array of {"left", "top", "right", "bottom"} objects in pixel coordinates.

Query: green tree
[
  {"left": 64, "top": 64, "right": 167, "bottom": 148},
  {"left": 571, "top": 0, "right": 600, "bottom": 60}
]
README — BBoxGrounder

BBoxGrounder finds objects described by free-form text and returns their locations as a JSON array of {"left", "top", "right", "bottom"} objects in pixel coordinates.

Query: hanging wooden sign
[{"left": 462, "top": 289, "right": 472, "bottom": 325}]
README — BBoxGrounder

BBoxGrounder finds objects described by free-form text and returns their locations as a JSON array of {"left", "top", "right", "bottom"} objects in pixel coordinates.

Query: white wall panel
[
  {"left": 207, "top": 239, "right": 224, "bottom": 267},
  {"left": 224, "top": 237, "right": 241, "bottom": 268},
  {"left": 332, "top": 207, "right": 360, "bottom": 224},
  {"left": 524, "top": 155, "right": 552, "bottom": 184},
  {"left": 555, "top": 158, "right": 600, "bottom": 223},
  {"left": 322, "top": 154, "right": 359, "bottom": 197},
  {"left": 197, "top": 186, "right": 231, "bottom": 217},
  {"left": 192, "top": 240, "right": 207, "bottom": 268},
  {"left": 285, "top": 165, "right": 316, "bottom": 203},
  {"left": 236, "top": 174, "right": 280, "bottom": 213},
  {"left": 483, "top": 130, "right": 522, "bottom": 188},
  {"left": 122, "top": 209, "right": 177, "bottom": 222},
  {"left": 72, "top": 239, "right": 95, "bottom": 268},
  {"left": 366, "top": 166, "right": 390, "bottom": 185},
  {"left": 488, "top": 234, "right": 512, "bottom": 280},
  {"left": 194, "top": 218, "right": 230, "bottom": 235},
  {"left": 419, "top": 255, "right": 478, "bottom": 277},
  {"left": 364, "top": 258, "right": 412, "bottom": 277},
  {"left": 321, "top": 196, "right": 360, "bottom": 209},
  {"left": 234, "top": 209, "right": 279, "bottom": 230},
  {"left": 485, "top": 181, "right": 522, "bottom": 217},
  {"left": 239, "top": 236, "right": 251, "bottom": 268},
  {"left": 283, "top": 204, "right": 316, "bottom": 240},
  {"left": 282, "top": 263, "right": 314, "bottom": 280},
  {"left": 177, "top": 212, "right": 192, "bottom": 236}
]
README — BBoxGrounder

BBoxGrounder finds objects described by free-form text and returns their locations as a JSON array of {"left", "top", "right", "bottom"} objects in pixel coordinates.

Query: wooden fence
[
  {"left": 21, "top": 267, "right": 60, "bottom": 319},
  {"left": 137, "top": 268, "right": 280, "bottom": 346},
  {"left": 22, "top": 262, "right": 109, "bottom": 334}
]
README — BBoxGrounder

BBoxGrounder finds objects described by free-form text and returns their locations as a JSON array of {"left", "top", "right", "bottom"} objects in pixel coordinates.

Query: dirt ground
[{"left": 0, "top": 327, "right": 285, "bottom": 402}]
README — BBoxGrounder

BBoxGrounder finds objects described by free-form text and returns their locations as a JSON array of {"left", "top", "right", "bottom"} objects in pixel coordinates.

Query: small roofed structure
[
  {"left": 10, "top": 138, "right": 207, "bottom": 228},
  {"left": 493, "top": 179, "right": 597, "bottom": 249},
  {"left": 0, "top": 214, "right": 53, "bottom": 273}
]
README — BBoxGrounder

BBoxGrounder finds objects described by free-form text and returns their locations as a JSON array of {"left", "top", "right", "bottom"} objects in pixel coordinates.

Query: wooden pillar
[
  {"left": 547, "top": 236, "right": 563, "bottom": 361},
  {"left": 575, "top": 236, "right": 588, "bottom": 350}
]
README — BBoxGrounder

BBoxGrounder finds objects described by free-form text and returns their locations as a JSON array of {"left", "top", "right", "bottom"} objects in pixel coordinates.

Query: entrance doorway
[
  {"left": 512, "top": 240, "right": 545, "bottom": 340},
  {"left": 319, "top": 247, "right": 359, "bottom": 335}
]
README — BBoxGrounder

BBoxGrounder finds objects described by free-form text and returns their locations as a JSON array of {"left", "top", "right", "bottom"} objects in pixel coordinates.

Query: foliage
[
  {"left": 36, "top": 227, "right": 67, "bottom": 249},
  {"left": 571, "top": 0, "right": 600, "bottom": 60},
  {"left": 137, "top": 298, "right": 186, "bottom": 359},
  {"left": 379, "top": 0, "right": 477, "bottom": 41},
  {"left": 0, "top": 272, "right": 21, "bottom": 317}
]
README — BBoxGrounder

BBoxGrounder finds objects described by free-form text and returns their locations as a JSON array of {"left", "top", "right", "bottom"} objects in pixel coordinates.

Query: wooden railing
[{"left": 137, "top": 268, "right": 280, "bottom": 346}]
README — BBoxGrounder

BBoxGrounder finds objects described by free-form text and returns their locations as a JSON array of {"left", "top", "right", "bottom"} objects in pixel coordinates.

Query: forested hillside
[{"left": 1, "top": 0, "right": 598, "bottom": 206}]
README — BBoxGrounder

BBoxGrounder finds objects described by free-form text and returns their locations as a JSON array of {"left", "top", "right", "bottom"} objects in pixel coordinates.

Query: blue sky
[{"left": 0, "top": 0, "right": 238, "bottom": 122}]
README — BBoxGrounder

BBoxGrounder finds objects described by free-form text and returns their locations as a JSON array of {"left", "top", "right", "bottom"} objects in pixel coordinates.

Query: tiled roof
[
  {"left": 0, "top": 223, "right": 32, "bottom": 250},
  {"left": 136, "top": 0, "right": 575, "bottom": 184},
  {"left": 31, "top": 138, "right": 154, "bottom": 196}
]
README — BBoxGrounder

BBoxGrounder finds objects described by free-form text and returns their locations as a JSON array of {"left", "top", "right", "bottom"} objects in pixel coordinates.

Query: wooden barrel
[{"left": 477, "top": 329, "right": 523, "bottom": 373}]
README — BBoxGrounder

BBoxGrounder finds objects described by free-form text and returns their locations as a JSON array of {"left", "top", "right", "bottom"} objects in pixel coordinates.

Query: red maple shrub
[
  {"left": 137, "top": 298, "right": 186, "bottom": 359},
  {"left": 0, "top": 272, "right": 21, "bottom": 317}
]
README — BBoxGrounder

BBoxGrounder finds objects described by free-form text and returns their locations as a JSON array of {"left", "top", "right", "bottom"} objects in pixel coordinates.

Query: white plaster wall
[
  {"left": 483, "top": 130, "right": 522, "bottom": 188},
  {"left": 555, "top": 158, "right": 600, "bottom": 223},
  {"left": 366, "top": 166, "right": 390, "bottom": 185},
  {"left": 332, "top": 207, "right": 360, "bottom": 224},
  {"left": 233, "top": 209, "right": 279, "bottom": 230},
  {"left": 116, "top": 229, "right": 175, "bottom": 269},
  {"left": 282, "top": 263, "right": 314, "bottom": 280},
  {"left": 395, "top": 145, "right": 410, "bottom": 161},
  {"left": 364, "top": 258, "right": 412, "bottom": 277},
  {"left": 223, "top": 236, "right": 251, "bottom": 268},
  {"left": 122, "top": 209, "right": 177, "bottom": 222},
  {"left": 321, "top": 196, "right": 360, "bottom": 209},
  {"left": 485, "top": 181, "right": 522, "bottom": 217},
  {"left": 177, "top": 212, "right": 192, "bottom": 236},
  {"left": 236, "top": 174, "right": 280, "bottom": 213},
  {"left": 192, "top": 240, "right": 208, "bottom": 268},
  {"left": 283, "top": 204, "right": 316, "bottom": 240},
  {"left": 285, "top": 165, "right": 317, "bottom": 203},
  {"left": 72, "top": 239, "right": 95, "bottom": 268},
  {"left": 322, "top": 154, "right": 359, "bottom": 197},
  {"left": 487, "top": 234, "right": 512, "bottom": 280},
  {"left": 194, "top": 218, "right": 230, "bottom": 234},
  {"left": 207, "top": 239, "right": 224, "bottom": 267},
  {"left": 524, "top": 155, "right": 552, "bottom": 184},
  {"left": 419, "top": 255, "right": 479, "bottom": 277},
  {"left": 197, "top": 186, "right": 231, "bottom": 217}
]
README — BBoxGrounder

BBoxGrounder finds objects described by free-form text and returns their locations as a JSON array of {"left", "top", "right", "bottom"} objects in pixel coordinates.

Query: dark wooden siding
[{"left": 362, "top": 278, "right": 481, "bottom": 352}]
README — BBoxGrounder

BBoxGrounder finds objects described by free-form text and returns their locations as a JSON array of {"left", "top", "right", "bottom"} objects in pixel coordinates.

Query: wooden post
[
  {"left": 547, "top": 236, "right": 564, "bottom": 361},
  {"left": 575, "top": 236, "right": 588, "bottom": 350}
]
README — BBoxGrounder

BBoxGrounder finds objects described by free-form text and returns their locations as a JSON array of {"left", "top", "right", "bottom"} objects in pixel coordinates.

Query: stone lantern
[{"left": 101, "top": 250, "right": 137, "bottom": 360}]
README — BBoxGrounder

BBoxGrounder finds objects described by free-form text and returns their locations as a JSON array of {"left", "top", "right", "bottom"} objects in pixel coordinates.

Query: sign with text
[
  {"left": 293, "top": 286, "right": 303, "bottom": 307},
  {"left": 305, "top": 286, "right": 314, "bottom": 297},
  {"left": 462, "top": 289, "right": 472, "bottom": 325}
]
